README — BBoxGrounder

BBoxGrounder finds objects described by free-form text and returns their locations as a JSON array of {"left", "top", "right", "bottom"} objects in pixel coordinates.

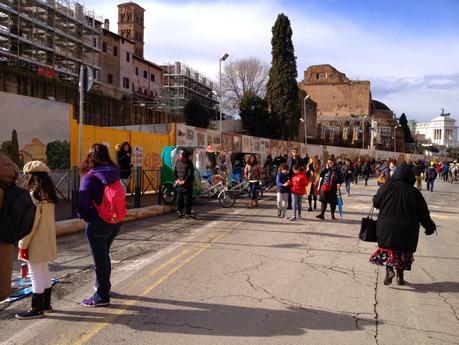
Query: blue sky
[{"left": 85, "top": 0, "right": 459, "bottom": 122}]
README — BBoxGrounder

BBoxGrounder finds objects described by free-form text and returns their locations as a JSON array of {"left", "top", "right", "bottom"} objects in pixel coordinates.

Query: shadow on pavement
[
  {"left": 398, "top": 281, "right": 459, "bottom": 293},
  {"left": 47, "top": 295, "right": 375, "bottom": 336}
]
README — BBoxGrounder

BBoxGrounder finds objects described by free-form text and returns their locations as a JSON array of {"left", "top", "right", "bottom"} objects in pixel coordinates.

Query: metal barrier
[{"left": 18, "top": 166, "right": 162, "bottom": 220}]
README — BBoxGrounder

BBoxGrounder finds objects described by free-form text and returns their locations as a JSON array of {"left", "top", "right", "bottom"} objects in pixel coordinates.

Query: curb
[{"left": 56, "top": 205, "right": 175, "bottom": 237}]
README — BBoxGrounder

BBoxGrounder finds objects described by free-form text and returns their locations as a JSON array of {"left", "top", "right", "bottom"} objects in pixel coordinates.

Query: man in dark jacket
[
  {"left": 0, "top": 153, "right": 19, "bottom": 301},
  {"left": 425, "top": 162, "right": 438, "bottom": 192},
  {"left": 371, "top": 163, "right": 436, "bottom": 285},
  {"left": 174, "top": 150, "right": 195, "bottom": 220}
]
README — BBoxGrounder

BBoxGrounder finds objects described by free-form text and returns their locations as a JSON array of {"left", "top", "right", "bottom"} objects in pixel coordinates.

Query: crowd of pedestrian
[{"left": 0, "top": 141, "right": 456, "bottom": 321}]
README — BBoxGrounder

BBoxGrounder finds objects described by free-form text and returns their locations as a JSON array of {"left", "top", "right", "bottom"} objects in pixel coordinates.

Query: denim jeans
[
  {"left": 85, "top": 221, "right": 121, "bottom": 303},
  {"left": 292, "top": 194, "right": 303, "bottom": 218},
  {"left": 344, "top": 178, "right": 351, "bottom": 194},
  {"left": 249, "top": 182, "right": 259, "bottom": 200},
  {"left": 427, "top": 180, "right": 434, "bottom": 192}
]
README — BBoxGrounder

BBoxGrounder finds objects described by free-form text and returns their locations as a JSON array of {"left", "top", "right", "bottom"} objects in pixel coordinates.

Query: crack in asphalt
[
  {"left": 373, "top": 266, "right": 380, "bottom": 345},
  {"left": 141, "top": 320, "right": 215, "bottom": 331}
]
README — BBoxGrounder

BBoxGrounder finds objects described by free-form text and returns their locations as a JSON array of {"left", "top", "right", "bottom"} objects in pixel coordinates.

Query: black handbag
[{"left": 359, "top": 207, "right": 377, "bottom": 242}]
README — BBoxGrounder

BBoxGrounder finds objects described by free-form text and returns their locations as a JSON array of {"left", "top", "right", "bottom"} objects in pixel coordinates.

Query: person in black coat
[
  {"left": 316, "top": 157, "right": 343, "bottom": 220},
  {"left": 370, "top": 163, "right": 436, "bottom": 286},
  {"left": 174, "top": 149, "right": 195, "bottom": 220}
]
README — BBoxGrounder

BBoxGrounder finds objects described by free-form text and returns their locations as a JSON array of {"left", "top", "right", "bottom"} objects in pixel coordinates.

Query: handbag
[{"left": 359, "top": 207, "right": 377, "bottom": 242}]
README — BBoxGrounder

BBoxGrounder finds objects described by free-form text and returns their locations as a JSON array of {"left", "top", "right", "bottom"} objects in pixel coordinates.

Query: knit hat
[{"left": 23, "top": 161, "right": 50, "bottom": 174}]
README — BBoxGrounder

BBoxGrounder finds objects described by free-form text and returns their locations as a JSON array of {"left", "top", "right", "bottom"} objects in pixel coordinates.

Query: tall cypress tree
[
  {"left": 11, "top": 129, "right": 20, "bottom": 167},
  {"left": 399, "top": 113, "right": 413, "bottom": 143},
  {"left": 267, "top": 14, "right": 299, "bottom": 140}
]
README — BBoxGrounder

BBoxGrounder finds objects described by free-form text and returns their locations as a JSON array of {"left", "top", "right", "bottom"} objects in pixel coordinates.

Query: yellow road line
[{"left": 73, "top": 217, "right": 247, "bottom": 345}]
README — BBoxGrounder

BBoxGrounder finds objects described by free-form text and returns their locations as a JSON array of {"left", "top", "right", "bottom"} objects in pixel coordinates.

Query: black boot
[
  {"left": 384, "top": 267, "right": 395, "bottom": 286},
  {"left": 396, "top": 269, "right": 405, "bottom": 285},
  {"left": 43, "top": 287, "right": 53, "bottom": 312},
  {"left": 15, "top": 293, "right": 45, "bottom": 320},
  {"left": 307, "top": 197, "right": 313, "bottom": 212},
  {"left": 313, "top": 198, "right": 317, "bottom": 210}
]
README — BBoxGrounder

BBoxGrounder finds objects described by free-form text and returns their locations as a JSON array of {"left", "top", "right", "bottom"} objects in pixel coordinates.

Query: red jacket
[{"left": 289, "top": 173, "right": 309, "bottom": 195}]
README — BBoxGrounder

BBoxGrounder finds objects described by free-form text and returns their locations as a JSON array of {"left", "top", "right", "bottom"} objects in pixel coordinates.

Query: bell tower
[{"left": 118, "top": 2, "right": 145, "bottom": 58}]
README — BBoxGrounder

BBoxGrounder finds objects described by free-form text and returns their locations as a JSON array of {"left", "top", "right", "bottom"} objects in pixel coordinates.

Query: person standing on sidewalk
[
  {"left": 425, "top": 162, "right": 438, "bottom": 192},
  {"left": 305, "top": 157, "right": 320, "bottom": 211},
  {"left": 174, "top": 149, "right": 195, "bottom": 219},
  {"left": 316, "top": 157, "right": 343, "bottom": 220},
  {"left": 78, "top": 143, "right": 124, "bottom": 307},
  {"left": 15, "top": 161, "right": 58, "bottom": 320},
  {"left": 413, "top": 160, "right": 425, "bottom": 190},
  {"left": 116, "top": 142, "right": 133, "bottom": 193},
  {"left": 244, "top": 155, "right": 262, "bottom": 208},
  {"left": 0, "top": 153, "right": 19, "bottom": 302},
  {"left": 287, "top": 165, "right": 309, "bottom": 221},
  {"left": 275, "top": 163, "right": 290, "bottom": 218},
  {"left": 287, "top": 148, "right": 305, "bottom": 210},
  {"left": 343, "top": 160, "right": 354, "bottom": 196},
  {"left": 362, "top": 160, "right": 371, "bottom": 186},
  {"left": 370, "top": 163, "right": 436, "bottom": 286}
]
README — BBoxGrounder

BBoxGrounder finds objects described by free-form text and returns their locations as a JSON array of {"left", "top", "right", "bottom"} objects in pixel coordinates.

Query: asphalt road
[{"left": 1, "top": 178, "right": 458, "bottom": 345}]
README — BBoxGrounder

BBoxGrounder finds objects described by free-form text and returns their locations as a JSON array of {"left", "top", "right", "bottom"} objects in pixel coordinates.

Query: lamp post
[
  {"left": 394, "top": 124, "right": 401, "bottom": 153},
  {"left": 219, "top": 53, "right": 229, "bottom": 144},
  {"left": 362, "top": 115, "right": 368, "bottom": 150},
  {"left": 303, "top": 95, "right": 310, "bottom": 144}
]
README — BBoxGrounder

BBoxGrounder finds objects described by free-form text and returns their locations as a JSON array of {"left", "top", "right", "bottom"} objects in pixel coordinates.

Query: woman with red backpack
[{"left": 78, "top": 143, "right": 126, "bottom": 307}]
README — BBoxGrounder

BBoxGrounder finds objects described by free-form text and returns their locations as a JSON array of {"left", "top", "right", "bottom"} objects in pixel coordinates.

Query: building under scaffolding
[
  {"left": 161, "top": 62, "right": 217, "bottom": 116},
  {"left": 0, "top": 0, "right": 101, "bottom": 81}
]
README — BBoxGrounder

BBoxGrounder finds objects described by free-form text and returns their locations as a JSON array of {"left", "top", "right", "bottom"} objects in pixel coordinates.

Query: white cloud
[{"left": 88, "top": 0, "right": 459, "bottom": 121}]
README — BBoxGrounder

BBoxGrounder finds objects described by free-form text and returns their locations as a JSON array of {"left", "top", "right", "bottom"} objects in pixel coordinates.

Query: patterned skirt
[{"left": 369, "top": 248, "right": 414, "bottom": 271}]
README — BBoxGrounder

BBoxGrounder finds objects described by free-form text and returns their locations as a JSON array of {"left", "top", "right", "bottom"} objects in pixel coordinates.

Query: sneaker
[
  {"left": 82, "top": 296, "right": 110, "bottom": 308},
  {"left": 316, "top": 214, "right": 324, "bottom": 220},
  {"left": 15, "top": 309, "right": 44, "bottom": 320},
  {"left": 289, "top": 217, "right": 297, "bottom": 221},
  {"left": 185, "top": 214, "right": 196, "bottom": 220},
  {"left": 177, "top": 212, "right": 184, "bottom": 219}
]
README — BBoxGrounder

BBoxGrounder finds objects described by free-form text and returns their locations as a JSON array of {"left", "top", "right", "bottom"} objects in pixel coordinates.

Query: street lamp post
[
  {"left": 219, "top": 53, "right": 229, "bottom": 144},
  {"left": 362, "top": 115, "right": 368, "bottom": 150},
  {"left": 394, "top": 124, "right": 401, "bottom": 153},
  {"left": 303, "top": 95, "right": 310, "bottom": 144}
]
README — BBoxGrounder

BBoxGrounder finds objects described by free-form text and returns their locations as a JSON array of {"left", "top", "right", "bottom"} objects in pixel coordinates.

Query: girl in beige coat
[{"left": 15, "top": 161, "right": 58, "bottom": 320}]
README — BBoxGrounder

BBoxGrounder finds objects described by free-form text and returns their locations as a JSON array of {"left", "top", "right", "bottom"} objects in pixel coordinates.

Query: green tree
[
  {"left": 266, "top": 13, "right": 299, "bottom": 140},
  {"left": 46, "top": 140, "right": 70, "bottom": 170},
  {"left": 398, "top": 113, "right": 414, "bottom": 143},
  {"left": 239, "top": 91, "right": 275, "bottom": 137},
  {"left": 183, "top": 100, "right": 211, "bottom": 128},
  {"left": 11, "top": 129, "right": 20, "bottom": 167},
  {"left": 0, "top": 140, "right": 12, "bottom": 157}
]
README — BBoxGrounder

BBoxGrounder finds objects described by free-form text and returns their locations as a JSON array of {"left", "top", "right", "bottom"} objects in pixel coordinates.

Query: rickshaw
[{"left": 160, "top": 146, "right": 236, "bottom": 208}]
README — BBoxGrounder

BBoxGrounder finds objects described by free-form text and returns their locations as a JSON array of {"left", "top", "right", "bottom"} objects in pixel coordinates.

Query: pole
[
  {"left": 394, "top": 126, "right": 397, "bottom": 153},
  {"left": 219, "top": 58, "right": 222, "bottom": 144},
  {"left": 362, "top": 117, "right": 365, "bottom": 150},
  {"left": 78, "top": 65, "right": 84, "bottom": 163},
  {"left": 303, "top": 95, "right": 310, "bottom": 145}
]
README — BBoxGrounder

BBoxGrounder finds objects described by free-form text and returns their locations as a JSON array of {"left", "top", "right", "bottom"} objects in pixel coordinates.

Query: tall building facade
[
  {"left": 298, "top": 64, "right": 403, "bottom": 151},
  {"left": 161, "top": 62, "right": 217, "bottom": 116},
  {"left": 415, "top": 111, "right": 458, "bottom": 147},
  {"left": 0, "top": 0, "right": 101, "bottom": 80},
  {"left": 117, "top": 2, "right": 144, "bottom": 58}
]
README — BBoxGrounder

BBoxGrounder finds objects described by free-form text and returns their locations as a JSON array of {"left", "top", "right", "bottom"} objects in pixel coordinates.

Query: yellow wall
[{"left": 70, "top": 119, "right": 175, "bottom": 170}]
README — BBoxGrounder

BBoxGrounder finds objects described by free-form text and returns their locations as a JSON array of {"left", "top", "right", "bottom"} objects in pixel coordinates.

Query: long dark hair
[
  {"left": 22, "top": 172, "right": 58, "bottom": 204},
  {"left": 80, "top": 143, "right": 116, "bottom": 175},
  {"left": 121, "top": 141, "right": 132, "bottom": 154}
]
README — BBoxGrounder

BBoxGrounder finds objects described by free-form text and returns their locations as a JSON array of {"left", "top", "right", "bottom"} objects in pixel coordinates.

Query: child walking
[
  {"left": 275, "top": 163, "right": 290, "bottom": 218},
  {"left": 16, "top": 161, "right": 57, "bottom": 320},
  {"left": 288, "top": 165, "right": 309, "bottom": 221}
]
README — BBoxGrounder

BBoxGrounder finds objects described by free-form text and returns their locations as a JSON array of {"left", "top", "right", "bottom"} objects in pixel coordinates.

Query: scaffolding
[
  {"left": 0, "top": 0, "right": 101, "bottom": 80},
  {"left": 161, "top": 61, "right": 217, "bottom": 116}
]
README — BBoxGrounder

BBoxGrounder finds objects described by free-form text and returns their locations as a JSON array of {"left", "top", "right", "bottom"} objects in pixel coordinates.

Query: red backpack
[{"left": 93, "top": 180, "right": 127, "bottom": 224}]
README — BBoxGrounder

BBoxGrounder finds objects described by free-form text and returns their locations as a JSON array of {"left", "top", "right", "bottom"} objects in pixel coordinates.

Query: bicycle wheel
[
  {"left": 160, "top": 183, "right": 177, "bottom": 205},
  {"left": 218, "top": 191, "right": 236, "bottom": 208}
]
